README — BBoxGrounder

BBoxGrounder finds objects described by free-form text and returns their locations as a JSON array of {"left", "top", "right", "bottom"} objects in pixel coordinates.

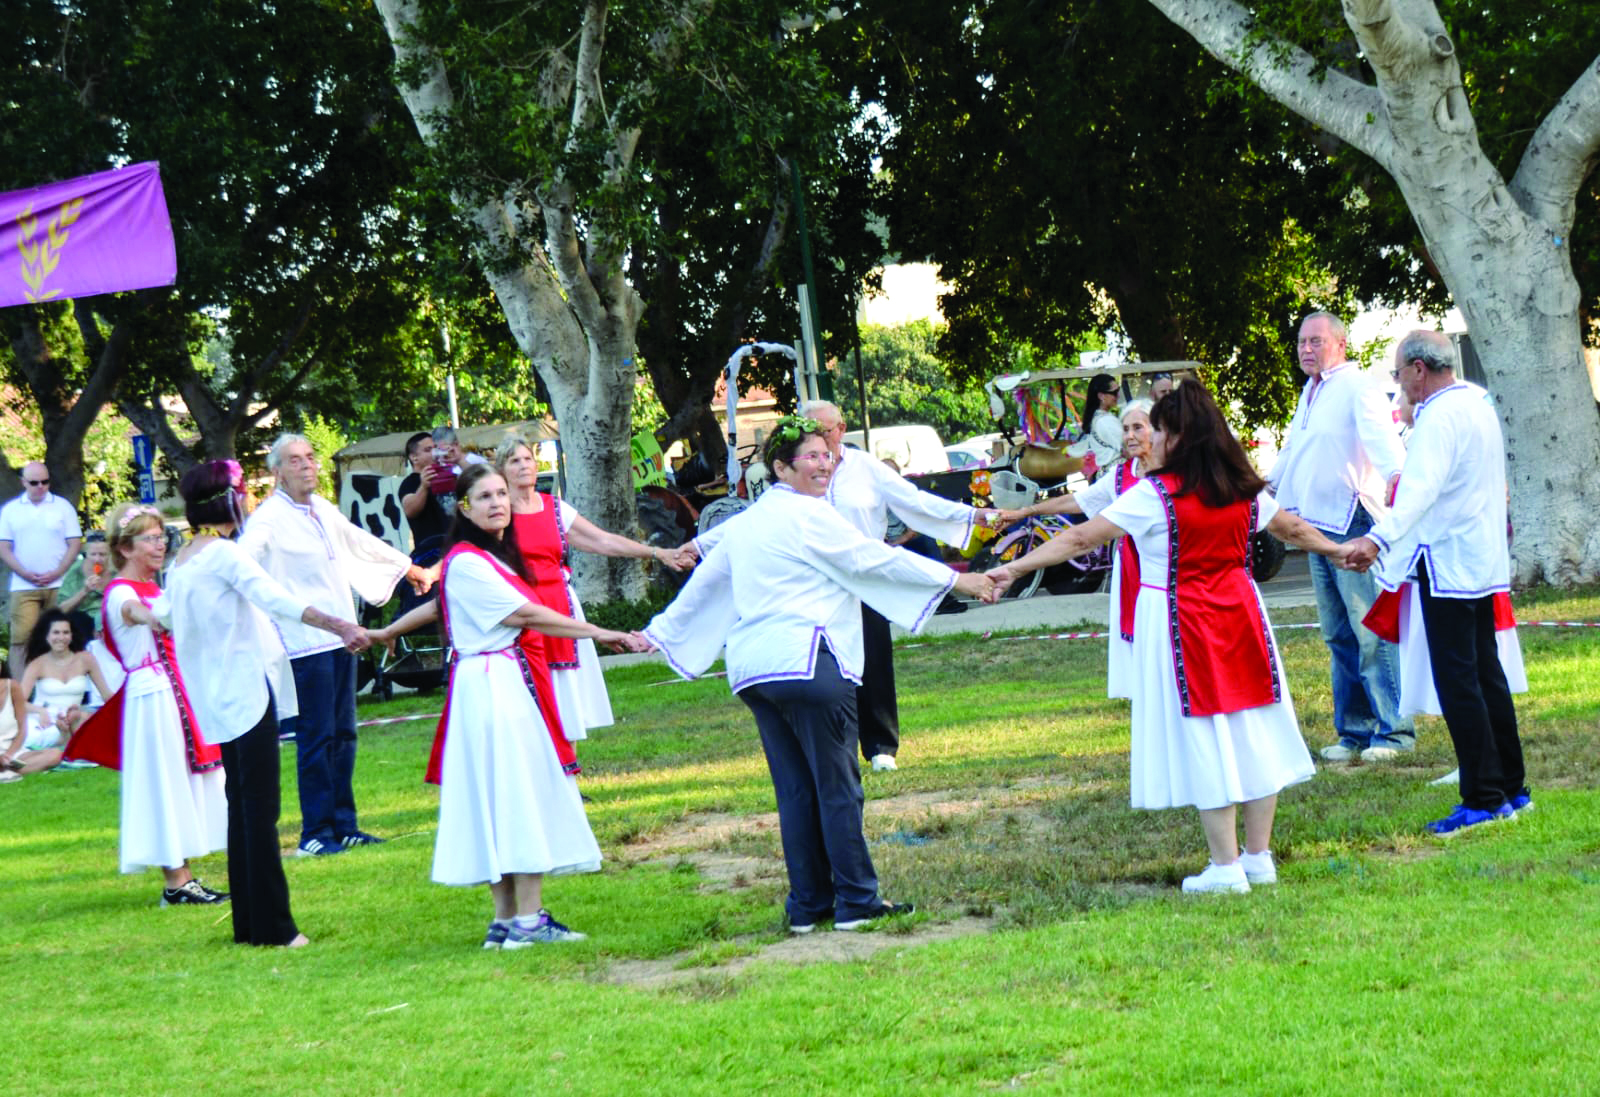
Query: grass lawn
[{"left": 4, "top": 588, "right": 1599, "bottom": 1095}]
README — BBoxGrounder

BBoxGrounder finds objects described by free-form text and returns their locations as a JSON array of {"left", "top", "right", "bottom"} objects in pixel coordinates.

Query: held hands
[
  {"left": 993, "top": 509, "right": 1028, "bottom": 527},
  {"left": 407, "top": 563, "right": 438, "bottom": 596},
  {"left": 597, "top": 630, "right": 654, "bottom": 654},
  {"left": 336, "top": 620, "right": 372, "bottom": 653},
  {"left": 1339, "top": 537, "right": 1379, "bottom": 573},
  {"left": 951, "top": 571, "right": 994, "bottom": 604},
  {"left": 654, "top": 545, "right": 695, "bottom": 573},
  {"left": 984, "top": 566, "right": 1018, "bottom": 601}
]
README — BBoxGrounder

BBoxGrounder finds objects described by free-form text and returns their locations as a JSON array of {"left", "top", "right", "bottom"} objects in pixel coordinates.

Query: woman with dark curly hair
[
  {"left": 644, "top": 418, "right": 992, "bottom": 934},
  {"left": 1, "top": 607, "right": 112, "bottom": 776}
]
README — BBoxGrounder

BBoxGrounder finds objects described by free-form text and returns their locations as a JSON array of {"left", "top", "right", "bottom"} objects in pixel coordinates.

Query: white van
[{"left": 841, "top": 425, "right": 950, "bottom": 475}]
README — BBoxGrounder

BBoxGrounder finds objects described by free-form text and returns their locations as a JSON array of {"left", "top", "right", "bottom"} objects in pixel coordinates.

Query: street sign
[{"left": 131, "top": 434, "right": 156, "bottom": 503}]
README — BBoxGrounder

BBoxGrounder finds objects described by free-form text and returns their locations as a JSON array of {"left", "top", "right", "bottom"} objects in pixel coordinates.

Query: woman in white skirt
[
  {"left": 1000, "top": 400, "right": 1154, "bottom": 698},
  {"left": 989, "top": 384, "right": 1363, "bottom": 893},
  {"left": 370, "top": 464, "right": 645, "bottom": 949},
  {"left": 63, "top": 503, "right": 228, "bottom": 905}
]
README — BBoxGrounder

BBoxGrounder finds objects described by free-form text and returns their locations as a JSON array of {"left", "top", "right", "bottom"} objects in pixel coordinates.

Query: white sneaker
[
  {"left": 1181, "top": 861, "right": 1250, "bottom": 894},
  {"left": 870, "top": 754, "right": 898, "bottom": 772},
  {"left": 1238, "top": 850, "right": 1277, "bottom": 885},
  {"left": 1319, "top": 743, "right": 1356, "bottom": 762},
  {"left": 1360, "top": 746, "right": 1400, "bottom": 763},
  {"left": 1429, "top": 768, "right": 1460, "bottom": 787}
]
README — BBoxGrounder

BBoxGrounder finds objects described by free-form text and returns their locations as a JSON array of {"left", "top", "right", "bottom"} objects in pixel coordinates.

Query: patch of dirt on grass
[{"left": 598, "top": 916, "right": 998, "bottom": 991}]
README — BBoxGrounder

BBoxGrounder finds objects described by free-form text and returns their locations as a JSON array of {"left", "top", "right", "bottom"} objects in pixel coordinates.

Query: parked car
[{"left": 842, "top": 424, "right": 950, "bottom": 475}]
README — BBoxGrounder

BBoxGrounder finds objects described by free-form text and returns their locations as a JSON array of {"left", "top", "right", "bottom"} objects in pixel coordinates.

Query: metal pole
[
  {"left": 852, "top": 304, "right": 870, "bottom": 450},
  {"left": 789, "top": 161, "right": 823, "bottom": 388}
]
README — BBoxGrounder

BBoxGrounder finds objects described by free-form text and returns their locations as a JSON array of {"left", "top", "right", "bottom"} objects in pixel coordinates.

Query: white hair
[
  {"left": 799, "top": 400, "right": 841, "bottom": 422},
  {"left": 1120, "top": 399, "right": 1154, "bottom": 422},
  {"left": 266, "top": 432, "right": 313, "bottom": 473}
]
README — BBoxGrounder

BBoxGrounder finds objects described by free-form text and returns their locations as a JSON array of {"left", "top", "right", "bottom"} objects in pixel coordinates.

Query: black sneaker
[
  {"left": 161, "top": 880, "right": 229, "bottom": 907},
  {"left": 834, "top": 900, "right": 915, "bottom": 931},
  {"left": 339, "top": 831, "right": 385, "bottom": 849}
]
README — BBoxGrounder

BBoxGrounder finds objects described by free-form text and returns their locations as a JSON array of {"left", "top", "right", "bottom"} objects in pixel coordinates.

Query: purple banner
[{"left": 0, "top": 161, "right": 177, "bottom": 308}]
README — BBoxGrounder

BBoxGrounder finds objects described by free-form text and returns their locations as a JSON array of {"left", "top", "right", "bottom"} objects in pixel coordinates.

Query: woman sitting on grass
[
  {"left": 62, "top": 502, "right": 229, "bottom": 906},
  {"left": 369, "top": 463, "right": 645, "bottom": 950},
  {"left": 0, "top": 609, "right": 114, "bottom": 777},
  {"left": 988, "top": 383, "right": 1364, "bottom": 894},
  {"left": 642, "top": 418, "right": 993, "bottom": 934}
]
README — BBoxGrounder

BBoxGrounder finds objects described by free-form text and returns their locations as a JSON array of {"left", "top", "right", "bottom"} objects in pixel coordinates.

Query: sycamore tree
[
  {"left": 1146, "top": 0, "right": 1600, "bottom": 583},
  {"left": 373, "top": 0, "right": 852, "bottom": 599}
]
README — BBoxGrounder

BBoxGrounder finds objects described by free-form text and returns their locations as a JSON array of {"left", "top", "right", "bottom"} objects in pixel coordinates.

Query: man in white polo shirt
[
  {"left": 1346, "top": 331, "right": 1526, "bottom": 835},
  {"left": 239, "top": 433, "right": 431, "bottom": 856},
  {"left": 1269, "top": 312, "right": 1412, "bottom": 763},
  {"left": 0, "top": 462, "right": 83, "bottom": 674}
]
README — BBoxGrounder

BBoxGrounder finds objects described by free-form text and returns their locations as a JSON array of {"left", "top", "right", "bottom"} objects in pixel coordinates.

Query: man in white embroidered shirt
[
  {"left": 1269, "top": 311, "right": 1412, "bottom": 763},
  {"left": 239, "top": 434, "right": 432, "bottom": 856},
  {"left": 1346, "top": 332, "right": 1527, "bottom": 836}
]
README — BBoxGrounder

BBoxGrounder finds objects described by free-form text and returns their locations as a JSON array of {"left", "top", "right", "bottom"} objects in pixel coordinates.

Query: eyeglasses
[
  {"left": 131, "top": 533, "right": 166, "bottom": 545},
  {"left": 25, "top": 478, "right": 49, "bottom": 486},
  {"left": 789, "top": 452, "right": 835, "bottom": 465},
  {"left": 1296, "top": 337, "right": 1330, "bottom": 349}
]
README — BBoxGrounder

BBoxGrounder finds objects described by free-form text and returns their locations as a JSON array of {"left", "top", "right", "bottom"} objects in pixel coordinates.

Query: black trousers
[
  {"left": 220, "top": 700, "right": 300, "bottom": 946},
  {"left": 740, "top": 651, "right": 881, "bottom": 923},
  {"left": 857, "top": 604, "right": 900, "bottom": 760},
  {"left": 1417, "top": 562, "right": 1526, "bottom": 811}
]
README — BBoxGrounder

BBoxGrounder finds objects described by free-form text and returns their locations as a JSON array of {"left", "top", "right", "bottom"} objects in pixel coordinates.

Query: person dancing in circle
[
  {"left": 369, "top": 464, "right": 647, "bottom": 949},
  {"left": 988, "top": 384, "right": 1365, "bottom": 893},
  {"left": 63, "top": 503, "right": 229, "bottom": 905}
]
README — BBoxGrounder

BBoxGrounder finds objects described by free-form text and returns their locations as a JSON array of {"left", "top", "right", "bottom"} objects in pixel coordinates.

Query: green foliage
[
  {"left": 300, "top": 415, "right": 351, "bottom": 501},
  {"left": 834, "top": 0, "right": 1354, "bottom": 431},
  {"left": 581, "top": 586, "right": 674, "bottom": 633},
  {"left": 832, "top": 320, "right": 994, "bottom": 440}
]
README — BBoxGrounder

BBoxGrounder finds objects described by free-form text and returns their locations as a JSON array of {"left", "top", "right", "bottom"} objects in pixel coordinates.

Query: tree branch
[
  {"left": 1510, "top": 54, "right": 1600, "bottom": 234},
  {"left": 116, "top": 395, "right": 198, "bottom": 473},
  {"left": 1144, "top": 0, "right": 1392, "bottom": 162}
]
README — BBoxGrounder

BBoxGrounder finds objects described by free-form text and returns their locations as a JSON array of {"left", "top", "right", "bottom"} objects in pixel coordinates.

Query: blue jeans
[
  {"left": 279, "top": 650, "right": 360, "bottom": 845},
  {"left": 1307, "top": 507, "right": 1413, "bottom": 749}
]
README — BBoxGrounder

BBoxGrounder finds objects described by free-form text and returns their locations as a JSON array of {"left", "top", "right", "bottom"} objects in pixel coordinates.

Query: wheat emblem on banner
[{"left": 16, "top": 198, "right": 84, "bottom": 303}]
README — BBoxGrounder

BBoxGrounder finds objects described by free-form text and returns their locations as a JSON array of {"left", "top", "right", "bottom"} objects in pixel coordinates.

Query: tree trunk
[{"left": 375, "top": 0, "right": 647, "bottom": 604}]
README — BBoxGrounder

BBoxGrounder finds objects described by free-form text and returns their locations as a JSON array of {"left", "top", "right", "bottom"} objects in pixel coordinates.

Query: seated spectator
[{"left": 1, "top": 608, "right": 113, "bottom": 777}]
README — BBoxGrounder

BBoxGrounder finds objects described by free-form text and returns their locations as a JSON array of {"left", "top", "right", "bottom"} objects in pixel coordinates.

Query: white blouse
[
  {"left": 647, "top": 485, "right": 955, "bottom": 691},
  {"left": 167, "top": 540, "right": 308, "bottom": 744},
  {"left": 237, "top": 489, "right": 411, "bottom": 658}
]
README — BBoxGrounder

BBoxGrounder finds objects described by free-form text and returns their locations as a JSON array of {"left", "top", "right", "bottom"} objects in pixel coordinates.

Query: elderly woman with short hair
[{"left": 645, "top": 418, "right": 993, "bottom": 933}]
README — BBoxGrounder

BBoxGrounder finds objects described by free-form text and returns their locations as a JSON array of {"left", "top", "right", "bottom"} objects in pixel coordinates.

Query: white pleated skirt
[
  {"left": 1126, "top": 587, "right": 1316, "bottom": 811},
  {"left": 1105, "top": 553, "right": 1135, "bottom": 700},
  {"left": 433, "top": 655, "right": 602, "bottom": 886},
  {"left": 119, "top": 686, "right": 228, "bottom": 874}
]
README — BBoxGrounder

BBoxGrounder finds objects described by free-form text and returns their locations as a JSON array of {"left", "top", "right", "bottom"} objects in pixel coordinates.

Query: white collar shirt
[
  {"left": 645, "top": 485, "right": 955, "bottom": 691},
  {"left": 825, "top": 445, "right": 976, "bottom": 545},
  {"left": 1268, "top": 361, "right": 1406, "bottom": 533},
  {"left": 0, "top": 492, "right": 82, "bottom": 591},
  {"left": 167, "top": 539, "right": 308, "bottom": 743},
  {"left": 1368, "top": 382, "right": 1510, "bottom": 598},
  {"left": 236, "top": 489, "right": 411, "bottom": 657}
]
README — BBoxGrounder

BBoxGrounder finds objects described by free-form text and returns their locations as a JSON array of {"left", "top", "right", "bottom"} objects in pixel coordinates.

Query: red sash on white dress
[
  {"left": 63, "top": 578, "right": 220, "bottom": 773},
  {"left": 1113, "top": 461, "right": 1143, "bottom": 642},
  {"left": 424, "top": 543, "right": 573, "bottom": 785},
  {"left": 511, "top": 500, "right": 579, "bottom": 669}
]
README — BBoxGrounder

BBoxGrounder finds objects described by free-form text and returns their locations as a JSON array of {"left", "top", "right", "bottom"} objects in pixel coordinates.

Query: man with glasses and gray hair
[
  {"left": 1269, "top": 311, "right": 1411, "bottom": 764},
  {"left": 0, "top": 462, "right": 82, "bottom": 675},
  {"left": 238, "top": 433, "right": 432, "bottom": 856},
  {"left": 1345, "top": 331, "right": 1527, "bottom": 835}
]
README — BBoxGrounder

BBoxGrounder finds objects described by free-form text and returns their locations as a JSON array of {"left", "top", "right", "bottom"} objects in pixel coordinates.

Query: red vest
[
  {"left": 1148, "top": 475, "right": 1281, "bottom": 718},
  {"left": 424, "top": 543, "right": 574, "bottom": 785},
  {"left": 63, "top": 578, "right": 221, "bottom": 773},
  {"left": 511, "top": 503, "right": 579, "bottom": 668}
]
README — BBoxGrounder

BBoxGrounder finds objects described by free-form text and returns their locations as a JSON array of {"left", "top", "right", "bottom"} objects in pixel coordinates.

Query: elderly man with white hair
[{"left": 238, "top": 433, "right": 431, "bottom": 856}]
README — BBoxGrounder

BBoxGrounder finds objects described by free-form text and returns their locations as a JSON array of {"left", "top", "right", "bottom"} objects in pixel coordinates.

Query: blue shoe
[
  {"left": 339, "top": 831, "right": 385, "bottom": 849},
  {"left": 1509, "top": 792, "right": 1534, "bottom": 814},
  {"left": 503, "top": 910, "right": 587, "bottom": 947},
  {"left": 295, "top": 837, "right": 345, "bottom": 857},
  {"left": 482, "top": 921, "right": 510, "bottom": 950},
  {"left": 1425, "top": 803, "right": 1513, "bottom": 837}
]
